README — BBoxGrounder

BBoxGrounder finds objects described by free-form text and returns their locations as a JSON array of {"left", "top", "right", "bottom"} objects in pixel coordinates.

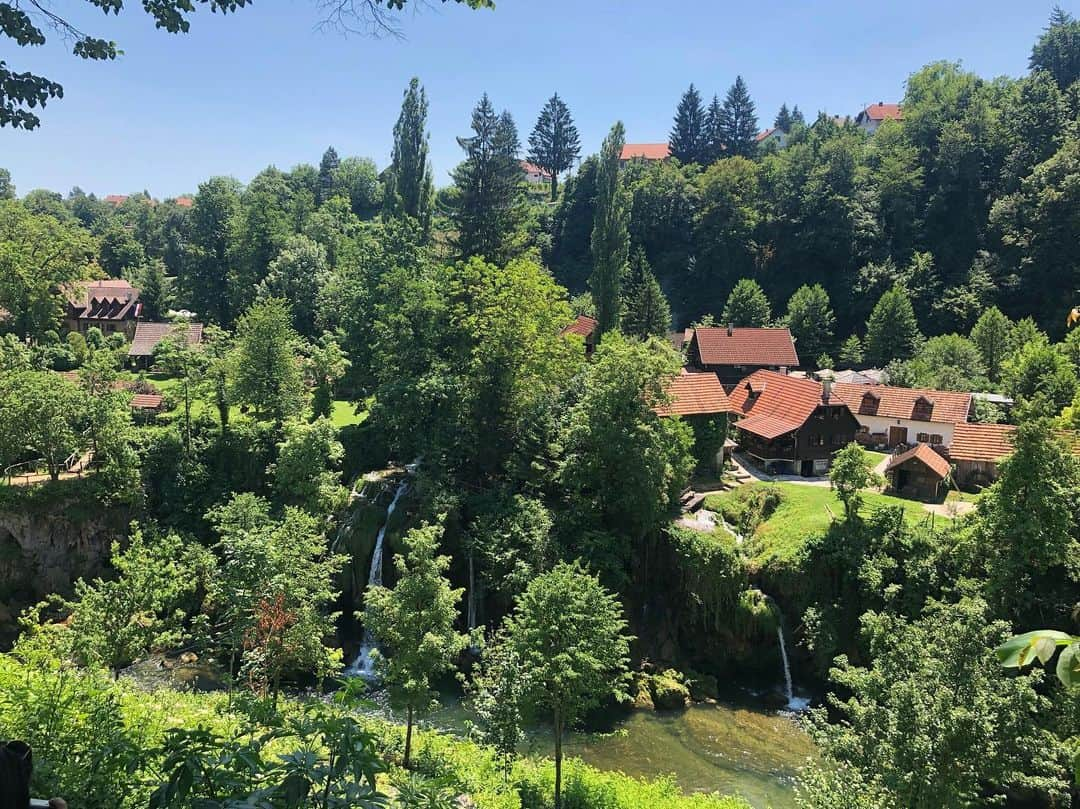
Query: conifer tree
[
  {"left": 717, "top": 76, "right": 758, "bottom": 158},
  {"left": 590, "top": 121, "right": 631, "bottom": 336},
  {"left": 621, "top": 248, "right": 671, "bottom": 339},
  {"left": 1030, "top": 6, "right": 1080, "bottom": 89},
  {"left": 668, "top": 84, "right": 706, "bottom": 164},
  {"left": 451, "top": 94, "right": 527, "bottom": 264},
  {"left": 527, "top": 93, "right": 581, "bottom": 201},
  {"left": 384, "top": 77, "right": 435, "bottom": 234},
  {"left": 864, "top": 285, "right": 923, "bottom": 366},
  {"left": 774, "top": 103, "right": 794, "bottom": 131},
  {"left": 316, "top": 146, "right": 339, "bottom": 205},
  {"left": 703, "top": 94, "right": 723, "bottom": 163},
  {"left": 791, "top": 104, "right": 806, "bottom": 125},
  {"left": 785, "top": 284, "right": 835, "bottom": 362}
]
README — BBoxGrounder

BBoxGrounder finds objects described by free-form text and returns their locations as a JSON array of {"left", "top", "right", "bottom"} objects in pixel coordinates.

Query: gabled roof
[
  {"left": 619, "top": 143, "right": 670, "bottom": 161},
  {"left": 832, "top": 382, "right": 971, "bottom": 424},
  {"left": 755, "top": 128, "right": 779, "bottom": 142},
  {"left": 128, "top": 321, "right": 204, "bottom": 357},
  {"left": 887, "top": 443, "right": 951, "bottom": 479},
  {"left": 174, "top": 196, "right": 194, "bottom": 208},
  {"left": 561, "top": 314, "right": 598, "bottom": 339},
  {"left": 729, "top": 370, "right": 839, "bottom": 439},
  {"left": 130, "top": 394, "right": 164, "bottom": 410},
  {"left": 653, "top": 370, "right": 732, "bottom": 417},
  {"left": 520, "top": 161, "right": 552, "bottom": 179},
  {"left": 67, "top": 279, "right": 142, "bottom": 321},
  {"left": 691, "top": 327, "right": 800, "bottom": 368},
  {"left": 949, "top": 423, "right": 1017, "bottom": 463},
  {"left": 104, "top": 194, "right": 128, "bottom": 205},
  {"left": 860, "top": 102, "right": 903, "bottom": 122}
]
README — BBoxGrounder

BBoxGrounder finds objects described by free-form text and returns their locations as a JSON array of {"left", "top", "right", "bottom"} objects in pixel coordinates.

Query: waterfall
[
  {"left": 467, "top": 553, "right": 476, "bottom": 631},
  {"left": 346, "top": 476, "right": 411, "bottom": 679},
  {"left": 776, "top": 625, "right": 809, "bottom": 711}
]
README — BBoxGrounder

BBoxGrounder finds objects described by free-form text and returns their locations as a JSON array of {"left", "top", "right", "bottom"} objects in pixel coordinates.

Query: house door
[{"left": 888, "top": 426, "right": 908, "bottom": 447}]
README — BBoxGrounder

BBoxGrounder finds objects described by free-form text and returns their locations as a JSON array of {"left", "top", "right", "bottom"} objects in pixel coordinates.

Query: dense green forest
[{"left": 2, "top": 6, "right": 1080, "bottom": 809}]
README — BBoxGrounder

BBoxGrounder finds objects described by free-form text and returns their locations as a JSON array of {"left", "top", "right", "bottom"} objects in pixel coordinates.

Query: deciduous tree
[
  {"left": 590, "top": 122, "right": 630, "bottom": 336},
  {"left": 384, "top": 78, "right": 435, "bottom": 233},
  {"left": 721, "top": 278, "right": 771, "bottom": 327}
]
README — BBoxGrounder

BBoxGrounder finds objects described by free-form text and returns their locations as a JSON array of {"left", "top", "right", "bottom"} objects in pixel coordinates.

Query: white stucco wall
[{"left": 852, "top": 413, "right": 957, "bottom": 446}]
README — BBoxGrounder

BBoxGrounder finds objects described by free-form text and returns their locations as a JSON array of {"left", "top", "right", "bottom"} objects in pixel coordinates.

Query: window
[
  {"left": 859, "top": 392, "right": 880, "bottom": 416},
  {"left": 831, "top": 433, "right": 848, "bottom": 446},
  {"left": 930, "top": 434, "right": 943, "bottom": 445},
  {"left": 912, "top": 396, "right": 934, "bottom": 421},
  {"left": 808, "top": 434, "right": 825, "bottom": 447},
  {"left": 916, "top": 432, "right": 930, "bottom": 443}
]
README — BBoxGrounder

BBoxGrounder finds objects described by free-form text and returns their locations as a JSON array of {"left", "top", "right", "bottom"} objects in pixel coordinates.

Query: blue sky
[{"left": 1, "top": 0, "right": 1069, "bottom": 197}]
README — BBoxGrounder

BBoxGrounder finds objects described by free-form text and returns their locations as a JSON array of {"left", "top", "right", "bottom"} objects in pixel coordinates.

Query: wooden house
[
  {"left": 64, "top": 279, "right": 143, "bottom": 339},
  {"left": 948, "top": 422, "right": 1017, "bottom": 490},
  {"left": 653, "top": 370, "right": 732, "bottom": 471},
  {"left": 885, "top": 443, "right": 951, "bottom": 501},
  {"left": 560, "top": 314, "right": 598, "bottom": 357},
  {"left": 687, "top": 326, "right": 800, "bottom": 390}
]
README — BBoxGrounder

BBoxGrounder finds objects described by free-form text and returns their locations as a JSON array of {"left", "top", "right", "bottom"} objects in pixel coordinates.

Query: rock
[
  {"left": 686, "top": 669, "right": 719, "bottom": 702},
  {"left": 649, "top": 669, "right": 690, "bottom": 711},
  {"left": 633, "top": 679, "right": 656, "bottom": 710},
  {"left": 178, "top": 651, "right": 199, "bottom": 665}
]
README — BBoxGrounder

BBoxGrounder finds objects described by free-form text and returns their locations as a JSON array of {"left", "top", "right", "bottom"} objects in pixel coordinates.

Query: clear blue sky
[{"left": 1, "top": 0, "right": 1070, "bottom": 197}]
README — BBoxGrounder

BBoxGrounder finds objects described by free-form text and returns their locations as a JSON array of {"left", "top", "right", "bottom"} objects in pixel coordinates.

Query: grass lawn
[
  {"left": 330, "top": 400, "right": 368, "bottom": 428},
  {"left": 704, "top": 481, "right": 949, "bottom": 566},
  {"left": 864, "top": 450, "right": 889, "bottom": 467}
]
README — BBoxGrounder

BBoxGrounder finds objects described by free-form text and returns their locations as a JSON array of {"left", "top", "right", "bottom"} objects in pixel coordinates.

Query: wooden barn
[
  {"left": 949, "top": 423, "right": 1017, "bottom": 490},
  {"left": 885, "top": 443, "right": 951, "bottom": 501}
]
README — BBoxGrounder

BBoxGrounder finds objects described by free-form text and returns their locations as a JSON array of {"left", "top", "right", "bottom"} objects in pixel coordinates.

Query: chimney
[
  {"left": 822, "top": 378, "right": 832, "bottom": 401},
  {"left": 727, "top": 323, "right": 733, "bottom": 337}
]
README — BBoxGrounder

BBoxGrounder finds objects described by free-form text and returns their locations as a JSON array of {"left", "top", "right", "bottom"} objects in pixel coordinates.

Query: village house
[
  {"left": 831, "top": 382, "right": 973, "bottom": 449},
  {"left": 653, "top": 369, "right": 732, "bottom": 471},
  {"left": 755, "top": 128, "right": 788, "bottom": 149},
  {"left": 728, "top": 371, "right": 860, "bottom": 477},
  {"left": 127, "top": 321, "right": 204, "bottom": 368},
  {"left": 619, "top": 143, "right": 670, "bottom": 165},
  {"left": 64, "top": 279, "right": 143, "bottom": 339},
  {"left": 560, "top": 314, "right": 598, "bottom": 357},
  {"left": 884, "top": 443, "right": 951, "bottom": 501},
  {"left": 948, "top": 422, "right": 1018, "bottom": 490},
  {"left": 855, "top": 102, "right": 903, "bottom": 134},
  {"left": 686, "top": 326, "right": 800, "bottom": 390},
  {"left": 520, "top": 161, "right": 552, "bottom": 185}
]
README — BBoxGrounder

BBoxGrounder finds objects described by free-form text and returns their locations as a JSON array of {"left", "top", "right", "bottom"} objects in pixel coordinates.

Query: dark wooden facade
[{"left": 738, "top": 403, "right": 861, "bottom": 476}]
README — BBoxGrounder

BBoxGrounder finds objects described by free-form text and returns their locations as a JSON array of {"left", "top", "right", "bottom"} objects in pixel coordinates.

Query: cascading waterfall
[
  {"left": 776, "top": 624, "right": 809, "bottom": 711},
  {"left": 467, "top": 553, "right": 476, "bottom": 631},
  {"left": 346, "top": 476, "right": 411, "bottom": 679}
]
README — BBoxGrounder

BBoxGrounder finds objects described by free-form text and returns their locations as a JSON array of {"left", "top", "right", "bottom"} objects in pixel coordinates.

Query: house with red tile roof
[
  {"left": 653, "top": 370, "right": 733, "bottom": 471},
  {"left": 64, "top": 279, "right": 143, "bottom": 339},
  {"left": 686, "top": 326, "right": 800, "bottom": 389},
  {"left": 173, "top": 196, "right": 194, "bottom": 208},
  {"left": 619, "top": 143, "right": 670, "bottom": 164},
  {"left": 728, "top": 370, "right": 860, "bottom": 476},
  {"left": 560, "top": 314, "right": 598, "bottom": 356},
  {"left": 520, "top": 161, "right": 553, "bottom": 185},
  {"left": 127, "top": 321, "right": 204, "bottom": 367},
  {"left": 104, "top": 194, "right": 129, "bottom": 206},
  {"left": 948, "top": 422, "right": 1017, "bottom": 490},
  {"left": 756, "top": 128, "right": 788, "bottom": 149},
  {"left": 855, "top": 102, "right": 903, "bottom": 134},
  {"left": 831, "top": 382, "right": 973, "bottom": 449},
  {"left": 885, "top": 443, "right": 951, "bottom": 501}
]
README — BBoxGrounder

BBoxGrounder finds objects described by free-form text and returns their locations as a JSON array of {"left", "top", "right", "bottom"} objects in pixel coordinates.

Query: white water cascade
[
  {"left": 467, "top": 554, "right": 477, "bottom": 632},
  {"left": 776, "top": 625, "right": 810, "bottom": 711},
  {"left": 346, "top": 477, "right": 410, "bottom": 679}
]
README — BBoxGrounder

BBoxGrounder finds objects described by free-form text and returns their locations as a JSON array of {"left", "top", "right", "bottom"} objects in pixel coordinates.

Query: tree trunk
[
  {"left": 554, "top": 707, "right": 563, "bottom": 809},
  {"left": 404, "top": 704, "right": 414, "bottom": 769},
  {"left": 550, "top": 173, "right": 559, "bottom": 202}
]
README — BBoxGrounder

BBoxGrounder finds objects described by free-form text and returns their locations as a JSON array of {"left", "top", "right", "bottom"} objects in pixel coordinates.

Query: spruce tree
[
  {"left": 451, "top": 94, "right": 527, "bottom": 264},
  {"left": 703, "top": 94, "right": 723, "bottom": 163},
  {"left": 590, "top": 121, "right": 631, "bottom": 336},
  {"left": 621, "top": 248, "right": 671, "bottom": 339},
  {"left": 774, "top": 103, "right": 794, "bottom": 131},
  {"left": 316, "top": 146, "right": 339, "bottom": 205},
  {"left": 791, "top": 104, "right": 806, "bottom": 125},
  {"left": 1030, "top": 6, "right": 1080, "bottom": 89},
  {"left": 384, "top": 77, "right": 435, "bottom": 234},
  {"left": 864, "top": 285, "right": 923, "bottom": 366},
  {"left": 527, "top": 93, "right": 582, "bottom": 201},
  {"left": 668, "top": 84, "right": 706, "bottom": 164},
  {"left": 717, "top": 76, "right": 758, "bottom": 158},
  {"left": 139, "top": 260, "right": 169, "bottom": 321}
]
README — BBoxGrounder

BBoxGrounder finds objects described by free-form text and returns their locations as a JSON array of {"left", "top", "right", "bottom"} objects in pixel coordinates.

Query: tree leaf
[
  {"left": 1057, "top": 643, "right": 1080, "bottom": 688},
  {"left": 996, "top": 630, "right": 1073, "bottom": 668}
]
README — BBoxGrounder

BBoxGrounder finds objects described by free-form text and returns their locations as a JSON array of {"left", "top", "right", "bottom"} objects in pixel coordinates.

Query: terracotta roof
[
  {"left": 128, "top": 321, "right": 204, "bottom": 357},
  {"left": 174, "top": 196, "right": 194, "bottom": 208},
  {"left": 729, "top": 369, "right": 840, "bottom": 439},
  {"left": 755, "top": 128, "right": 778, "bottom": 142},
  {"left": 949, "top": 423, "right": 1017, "bottom": 463},
  {"left": 67, "top": 279, "right": 141, "bottom": 322},
  {"left": 620, "top": 143, "right": 670, "bottom": 161},
  {"left": 887, "top": 443, "right": 951, "bottom": 479},
  {"left": 104, "top": 194, "right": 128, "bottom": 205},
  {"left": 520, "top": 161, "right": 552, "bottom": 179},
  {"left": 130, "top": 394, "right": 164, "bottom": 410},
  {"left": 691, "top": 327, "right": 800, "bottom": 368},
  {"left": 561, "top": 314, "right": 598, "bottom": 339},
  {"left": 832, "top": 383, "right": 971, "bottom": 424},
  {"left": 653, "top": 370, "right": 732, "bottom": 417},
  {"left": 861, "top": 102, "right": 903, "bottom": 121}
]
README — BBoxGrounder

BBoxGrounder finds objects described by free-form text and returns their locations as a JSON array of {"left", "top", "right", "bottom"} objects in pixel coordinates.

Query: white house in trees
[{"left": 831, "top": 382, "right": 973, "bottom": 449}]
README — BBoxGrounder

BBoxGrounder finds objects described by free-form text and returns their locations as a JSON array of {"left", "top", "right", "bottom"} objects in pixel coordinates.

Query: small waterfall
[
  {"left": 467, "top": 553, "right": 477, "bottom": 631},
  {"left": 776, "top": 624, "right": 809, "bottom": 711},
  {"left": 346, "top": 476, "right": 411, "bottom": 679}
]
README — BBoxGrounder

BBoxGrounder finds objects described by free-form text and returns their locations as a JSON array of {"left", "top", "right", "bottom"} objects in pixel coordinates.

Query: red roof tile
[
  {"left": 520, "top": 161, "right": 552, "bottom": 179},
  {"left": 653, "top": 370, "right": 732, "bottom": 417},
  {"left": 561, "top": 314, "right": 598, "bottom": 339},
  {"left": 128, "top": 321, "right": 204, "bottom": 357},
  {"left": 949, "top": 423, "right": 1017, "bottom": 462},
  {"left": 832, "top": 383, "right": 971, "bottom": 424},
  {"left": 130, "top": 394, "right": 164, "bottom": 410},
  {"left": 620, "top": 143, "right": 670, "bottom": 161},
  {"left": 861, "top": 102, "right": 903, "bottom": 121},
  {"left": 728, "top": 370, "right": 841, "bottom": 439},
  {"left": 104, "top": 194, "right": 128, "bottom": 205},
  {"left": 691, "top": 327, "right": 800, "bottom": 368},
  {"left": 887, "top": 443, "right": 951, "bottom": 479},
  {"left": 174, "top": 196, "right": 194, "bottom": 208},
  {"left": 755, "top": 128, "right": 777, "bottom": 142}
]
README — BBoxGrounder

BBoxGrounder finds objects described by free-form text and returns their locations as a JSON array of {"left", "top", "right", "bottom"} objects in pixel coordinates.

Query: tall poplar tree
[
  {"left": 527, "top": 92, "right": 581, "bottom": 201},
  {"left": 384, "top": 77, "right": 435, "bottom": 233},
  {"left": 717, "top": 76, "right": 758, "bottom": 158},
  {"left": 668, "top": 84, "right": 706, "bottom": 164},
  {"left": 316, "top": 146, "right": 339, "bottom": 205},
  {"left": 590, "top": 121, "right": 630, "bottom": 336},
  {"left": 451, "top": 94, "right": 527, "bottom": 264}
]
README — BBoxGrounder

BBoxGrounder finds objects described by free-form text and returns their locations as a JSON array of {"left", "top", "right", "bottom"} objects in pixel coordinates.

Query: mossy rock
[
  {"left": 648, "top": 669, "right": 690, "bottom": 711},
  {"left": 685, "top": 669, "right": 719, "bottom": 702}
]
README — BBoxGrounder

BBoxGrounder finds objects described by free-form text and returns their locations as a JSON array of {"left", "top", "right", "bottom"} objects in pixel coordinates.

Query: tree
[
  {"left": 716, "top": 76, "right": 758, "bottom": 158},
  {"left": 1030, "top": 6, "right": 1080, "bottom": 89},
  {"left": 837, "top": 335, "right": 865, "bottom": 367},
  {"left": 308, "top": 332, "right": 350, "bottom": 420},
  {"left": 362, "top": 522, "right": 469, "bottom": 769},
  {"left": 0, "top": 168, "right": 13, "bottom": 198},
  {"left": 774, "top": 103, "right": 794, "bottom": 131},
  {"left": 316, "top": 146, "right": 340, "bottom": 206},
  {"left": 153, "top": 325, "right": 206, "bottom": 449},
  {"left": 527, "top": 93, "right": 581, "bottom": 201},
  {"left": 621, "top": 248, "right": 671, "bottom": 339},
  {"left": 590, "top": 121, "right": 631, "bottom": 336},
  {"left": 333, "top": 156, "right": 383, "bottom": 219},
  {"left": 669, "top": 84, "right": 706, "bottom": 165},
  {"left": 451, "top": 94, "right": 527, "bottom": 264},
  {"left": 98, "top": 221, "right": 145, "bottom": 277},
  {"left": 139, "top": 260, "right": 170, "bottom": 321},
  {"left": 2, "top": 0, "right": 492, "bottom": 129},
  {"left": 829, "top": 442, "right": 882, "bottom": 519},
  {"left": 702, "top": 94, "right": 723, "bottom": 164},
  {"left": 256, "top": 234, "right": 329, "bottom": 337},
  {"left": 721, "top": 278, "right": 771, "bottom": 327},
  {"left": 469, "top": 635, "right": 526, "bottom": 781},
  {"left": 183, "top": 176, "right": 241, "bottom": 326},
  {"left": 232, "top": 298, "right": 306, "bottom": 424},
  {"left": 270, "top": 417, "right": 349, "bottom": 517},
  {"left": 864, "top": 286, "right": 922, "bottom": 366},
  {"left": 384, "top": 78, "right": 435, "bottom": 232},
  {"left": 786, "top": 284, "right": 836, "bottom": 362},
  {"left": 1003, "top": 338, "right": 1078, "bottom": 419},
  {"left": 969, "top": 306, "right": 1013, "bottom": 382},
  {"left": 229, "top": 167, "right": 295, "bottom": 318},
  {"left": 0, "top": 371, "right": 88, "bottom": 481},
  {"left": 503, "top": 561, "right": 631, "bottom": 809}
]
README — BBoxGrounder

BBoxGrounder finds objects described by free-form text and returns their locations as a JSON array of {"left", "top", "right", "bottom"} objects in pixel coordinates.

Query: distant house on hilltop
[
  {"left": 104, "top": 194, "right": 128, "bottom": 206},
  {"left": 64, "top": 279, "right": 142, "bottom": 339},
  {"left": 619, "top": 143, "right": 670, "bottom": 165},
  {"left": 686, "top": 326, "right": 800, "bottom": 390},
  {"left": 855, "top": 102, "right": 903, "bottom": 134},
  {"left": 520, "top": 161, "right": 552, "bottom": 185},
  {"left": 756, "top": 128, "right": 788, "bottom": 149}
]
